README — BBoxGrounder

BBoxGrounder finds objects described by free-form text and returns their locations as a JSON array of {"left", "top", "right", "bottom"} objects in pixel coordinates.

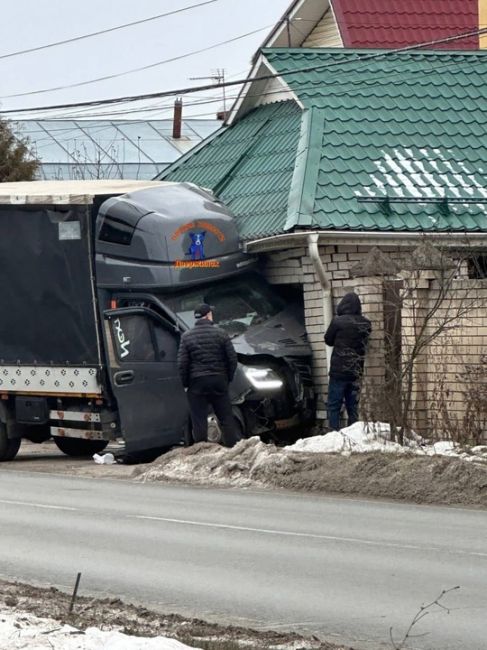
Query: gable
[{"left": 302, "top": 6, "right": 342, "bottom": 48}]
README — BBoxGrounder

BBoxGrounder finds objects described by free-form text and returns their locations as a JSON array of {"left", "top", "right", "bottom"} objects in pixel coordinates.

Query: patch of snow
[
  {"left": 0, "top": 607, "right": 197, "bottom": 649},
  {"left": 288, "top": 422, "right": 420, "bottom": 455},
  {"left": 288, "top": 422, "right": 487, "bottom": 463}
]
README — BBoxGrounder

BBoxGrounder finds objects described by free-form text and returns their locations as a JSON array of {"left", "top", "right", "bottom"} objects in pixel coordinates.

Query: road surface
[{"left": 0, "top": 470, "right": 485, "bottom": 650}]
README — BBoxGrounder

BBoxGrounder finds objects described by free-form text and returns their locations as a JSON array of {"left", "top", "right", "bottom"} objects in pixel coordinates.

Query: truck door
[{"left": 104, "top": 308, "right": 187, "bottom": 455}]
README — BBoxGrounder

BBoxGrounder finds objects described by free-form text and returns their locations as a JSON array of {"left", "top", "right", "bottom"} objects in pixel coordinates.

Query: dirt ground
[
  {"left": 0, "top": 579, "right": 353, "bottom": 650},
  {"left": 4, "top": 438, "right": 487, "bottom": 508}
]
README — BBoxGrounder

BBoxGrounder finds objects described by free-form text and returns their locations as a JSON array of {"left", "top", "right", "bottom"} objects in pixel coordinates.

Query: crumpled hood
[
  {"left": 231, "top": 304, "right": 310, "bottom": 357},
  {"left": 337, "top": 292, "right": 362, "bottom": 316}
]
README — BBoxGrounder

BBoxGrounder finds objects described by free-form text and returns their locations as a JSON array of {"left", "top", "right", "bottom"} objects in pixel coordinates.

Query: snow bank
[
  {"left": 0, "top": 607, "right": 196, "bottom": 649},
  {"left": 134, "top": 439, "right": 283, "bottom": 488},
  {"left": 133, "top": 422, "right": 487, "bottom": 491}
]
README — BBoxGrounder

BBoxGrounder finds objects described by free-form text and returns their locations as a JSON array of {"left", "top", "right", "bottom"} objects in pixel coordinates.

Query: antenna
[{"left": 189, "top": 68, "right": 226, "bottom": 114}]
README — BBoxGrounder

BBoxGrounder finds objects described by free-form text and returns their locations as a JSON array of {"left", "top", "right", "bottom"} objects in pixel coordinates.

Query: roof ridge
[{"left": 286, "top": 107, "right": 325, "bottom": 231}]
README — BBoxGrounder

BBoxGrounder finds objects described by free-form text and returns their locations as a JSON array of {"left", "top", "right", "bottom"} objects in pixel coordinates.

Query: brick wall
[
  {"left": 265, "top": 244, "right": 394, "bottom": 419},
  {"left": 403, "top": 277, "right": 487, "bottom": 439}
]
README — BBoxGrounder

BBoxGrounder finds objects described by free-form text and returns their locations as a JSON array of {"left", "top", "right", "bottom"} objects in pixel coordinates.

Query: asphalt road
[{"left": 0, "top": 471, "right": 485, "bottom": 650}]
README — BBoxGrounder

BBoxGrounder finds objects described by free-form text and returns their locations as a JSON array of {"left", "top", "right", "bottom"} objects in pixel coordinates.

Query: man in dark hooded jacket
[{"left": 324, "top": 292, "right": 371, "bottom": 431}]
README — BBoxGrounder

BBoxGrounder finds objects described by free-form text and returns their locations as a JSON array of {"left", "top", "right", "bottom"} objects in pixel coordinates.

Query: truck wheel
[
  {"left": 53, "top": 437, "right": 108, "bottom": 457},
  {"left": 207, "top": 408, "right": 246, "bottom": 445},
  {"left": 0, "top": 423, "right": 21, "bottom": 461}
]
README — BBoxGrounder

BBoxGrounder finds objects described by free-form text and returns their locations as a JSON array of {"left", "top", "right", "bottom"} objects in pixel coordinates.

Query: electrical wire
[
  {"left": 0, "top": 26, "right": 271, "bottom": 100},
  {"left": 14, "top": 94, "right": 239, "bottom": 122},
  {"left": 4, "top": 25, "right": 487, "bottom": 120},
  {"left": 2, "top": 25, "right": 487, "bottom": 116},
  {"left": 0, "top": 0, "right": 218, "bottom": 61}
]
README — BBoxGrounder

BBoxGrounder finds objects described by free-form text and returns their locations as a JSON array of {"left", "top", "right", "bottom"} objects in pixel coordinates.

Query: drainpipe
[{"left": 307, "top": 233, "right": 333, "bottom": 371}]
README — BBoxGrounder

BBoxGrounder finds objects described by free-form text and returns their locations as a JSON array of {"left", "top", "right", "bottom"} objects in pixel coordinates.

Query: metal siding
[
  {"left": 302, "top": 9, "right": 343, "bottom": 47},
  {"left": 480, "top": 0, "right": 487, "bottom": 47}
]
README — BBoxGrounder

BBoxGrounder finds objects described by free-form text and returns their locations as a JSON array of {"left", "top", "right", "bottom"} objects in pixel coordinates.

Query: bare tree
[{"left": 359, "top": 241, "right": 487, "bottom": 443}]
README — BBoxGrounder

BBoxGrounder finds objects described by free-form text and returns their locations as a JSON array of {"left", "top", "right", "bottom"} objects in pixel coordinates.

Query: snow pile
[
  {"left": 133, "top": 422, "right": 487, "bottom": 491},
  {"left": 288, "top": 422, "right": 487, "bottom": 463},
  {"left": 134, "top": 438, "right": 285, "bottom": 488},
  {"left": 0, "top": 607, "right": 196, "bottom": 649}
]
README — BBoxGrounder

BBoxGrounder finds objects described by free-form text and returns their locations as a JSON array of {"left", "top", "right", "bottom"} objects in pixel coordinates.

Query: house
[
  {"left": 11, "top": 118, "right": 220, "bottom": 181},
  {"left": 158, "top": 46, "right": 487, "bottom": 437}
]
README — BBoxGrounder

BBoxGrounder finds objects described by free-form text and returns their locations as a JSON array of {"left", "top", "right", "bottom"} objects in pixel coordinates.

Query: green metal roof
[
  {"left": 160, "top": 101, "right": 302, "bottom": 240},
  {"left": 161, "top": 49, "right": 487, "bottom": 238}
]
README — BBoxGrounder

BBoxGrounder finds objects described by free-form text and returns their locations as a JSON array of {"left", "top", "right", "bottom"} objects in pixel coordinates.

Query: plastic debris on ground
[{"left": 93, "top": 452, "right": 116, "bottom": 465}]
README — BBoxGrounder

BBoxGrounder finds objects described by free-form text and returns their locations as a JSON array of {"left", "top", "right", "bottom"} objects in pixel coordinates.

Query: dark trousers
[
  {"left": 327, "top": 378, "right": 360, "bottom": 431},
  {"left": 187, "top": 375, "right": 241, "bottom": 447}
]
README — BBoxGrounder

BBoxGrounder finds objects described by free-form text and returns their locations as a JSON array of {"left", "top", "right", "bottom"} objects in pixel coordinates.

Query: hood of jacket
[{"left": 336, "top": 292, "right": 362, "bottom": 316}]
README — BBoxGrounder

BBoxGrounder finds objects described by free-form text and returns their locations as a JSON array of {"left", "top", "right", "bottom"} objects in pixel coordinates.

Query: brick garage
[{"left": 258, "top": 237, "right": 487, "bottom": 438}]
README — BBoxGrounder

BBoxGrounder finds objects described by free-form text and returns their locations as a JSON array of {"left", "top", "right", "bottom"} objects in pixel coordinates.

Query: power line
[
  {"left": 0, "top": 26, "right": 271, "bottom": 100},
  {"left": 0, "top": 0, "right": 218, "bottom": 61},
  {"left": 2, "top": 26, "right": 487, "bottom": 116},
  {"left": 14, "top": 94, "right": 239, "bottom": 122}
]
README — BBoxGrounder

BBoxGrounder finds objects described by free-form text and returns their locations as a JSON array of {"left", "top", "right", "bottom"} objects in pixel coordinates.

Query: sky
[{"left": 0, "top": 0, "right": 292, "bottom": 121}]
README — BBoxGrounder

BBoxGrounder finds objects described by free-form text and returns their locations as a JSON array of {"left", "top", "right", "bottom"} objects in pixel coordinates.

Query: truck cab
[{"left": 0, "top": 180, "right": 314, "bottom": 461}]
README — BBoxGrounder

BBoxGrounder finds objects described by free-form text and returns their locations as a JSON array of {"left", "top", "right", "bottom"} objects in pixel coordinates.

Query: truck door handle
[{"left": 114, "top": 370, "right": 135, "bottom": 386}]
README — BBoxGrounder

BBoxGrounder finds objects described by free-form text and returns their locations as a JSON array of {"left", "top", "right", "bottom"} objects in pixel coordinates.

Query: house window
[{"left": 467, "top": 256, "right": 487, "bottom": 279}]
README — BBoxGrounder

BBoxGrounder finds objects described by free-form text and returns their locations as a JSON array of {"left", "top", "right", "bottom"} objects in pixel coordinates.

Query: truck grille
[{"left": 286, "top": 357, "right": 313, "bottom": 386}]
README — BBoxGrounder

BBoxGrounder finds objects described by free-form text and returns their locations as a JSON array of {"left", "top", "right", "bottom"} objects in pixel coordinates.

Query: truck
[{"left": 0, "top": 180, "right": 315, "bottom": 462}]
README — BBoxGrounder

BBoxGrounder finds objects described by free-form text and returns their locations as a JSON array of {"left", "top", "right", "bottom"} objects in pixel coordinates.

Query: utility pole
[{"left": 190, "top": 69, "right": 226, "bottom": 115}]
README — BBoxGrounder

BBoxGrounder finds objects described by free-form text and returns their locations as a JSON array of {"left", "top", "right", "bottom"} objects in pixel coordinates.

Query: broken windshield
[{"left": 165, "top": 274, "right": 285, "bottom": 337}]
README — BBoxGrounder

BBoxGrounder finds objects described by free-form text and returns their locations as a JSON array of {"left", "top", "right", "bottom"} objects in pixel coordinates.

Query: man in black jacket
[
  {"left": 177, "top": 303, "right": 240, "bottom": 447},
  {"left": 324, "top": 292, "right": 371, "bottom": 431}
]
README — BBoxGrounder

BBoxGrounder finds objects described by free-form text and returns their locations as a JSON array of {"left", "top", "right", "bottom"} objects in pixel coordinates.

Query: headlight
[{"left": 243, "top": 367, "right": 284, "bottom": 390}]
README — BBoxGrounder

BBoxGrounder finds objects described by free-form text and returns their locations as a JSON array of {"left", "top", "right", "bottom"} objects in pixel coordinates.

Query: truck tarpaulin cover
[{"left": 0, "top": 205, "right": 100, "bottom": 365}]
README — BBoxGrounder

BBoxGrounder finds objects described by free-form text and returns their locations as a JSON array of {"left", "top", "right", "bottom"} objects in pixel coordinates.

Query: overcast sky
[{"left": 0, "top": 0, "right": 292, "bottom": 121}]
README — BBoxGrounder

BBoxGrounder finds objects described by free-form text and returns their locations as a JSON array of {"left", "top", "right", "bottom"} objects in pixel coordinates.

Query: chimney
[
  {"left": 172, "top": 98, "right": 183, "bottom": 139},
  {"left": 216, "top": 110, "right": 230, "bottom": 122}
]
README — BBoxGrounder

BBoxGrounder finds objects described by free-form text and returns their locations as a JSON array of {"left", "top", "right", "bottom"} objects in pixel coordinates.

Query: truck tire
[
  {"left": 207, "top": 407, "right": 246, "bottom": 445},
  {"left": 53, "top": 437, "right": 108, "bottom": 457},
  {"left": 0, "top": 423, "right": 21, "bottom": 461}
]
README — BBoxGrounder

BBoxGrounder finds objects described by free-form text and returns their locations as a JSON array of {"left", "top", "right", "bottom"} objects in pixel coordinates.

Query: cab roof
[{"left": 0, "top": 180, "right": 176, "bottom": 205}]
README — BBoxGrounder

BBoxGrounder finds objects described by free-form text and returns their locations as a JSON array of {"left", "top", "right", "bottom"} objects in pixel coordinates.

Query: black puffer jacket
[
  {"left": 324, "top": 293, "right": 372, "bottom": 381},
  {"left": 177, "top": 319, "right": 238, "bottom": 388}
]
